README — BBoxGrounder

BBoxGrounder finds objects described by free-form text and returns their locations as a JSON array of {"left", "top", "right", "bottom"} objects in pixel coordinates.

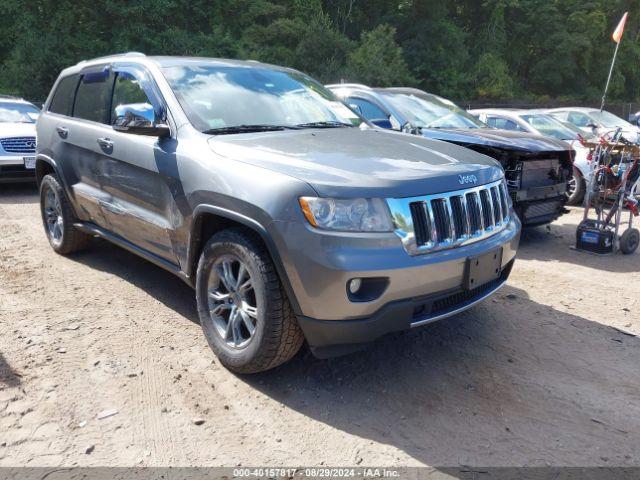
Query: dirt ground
[{"left": 0, "top": 183, "right": 639, "bottom": 469}]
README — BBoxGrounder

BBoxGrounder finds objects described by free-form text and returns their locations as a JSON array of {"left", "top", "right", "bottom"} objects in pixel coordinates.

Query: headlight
[{"left": 298, "top": 197, "right": 394, "bottom": 232}]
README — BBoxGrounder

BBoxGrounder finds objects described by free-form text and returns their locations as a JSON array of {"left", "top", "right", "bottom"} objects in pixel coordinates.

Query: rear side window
[
  {"left": 73, "top": 70, "right": 114, "bottom": 124},
  {"left": 347, "top": 97, "right": 388, "bottom": 121},
  {"left": 48, "top": 75, "right": 79, "bottom": 116},
  {"left": 486, "top": 116, "right": 524, "bottom": 131},
  {"left": 485, "top": 117, "right": 500, "bottom": 128}
]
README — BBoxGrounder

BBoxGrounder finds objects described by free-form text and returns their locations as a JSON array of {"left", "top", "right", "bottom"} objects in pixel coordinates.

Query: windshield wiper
[
  {"left": 295, "top": 121, "right": 354, "bottom": 129},
  {"left": 203, "top": 124, "right": 299, "bottom": 135}
]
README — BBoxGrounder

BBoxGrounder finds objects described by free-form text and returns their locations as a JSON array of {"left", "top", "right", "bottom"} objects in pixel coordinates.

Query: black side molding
[{"left": 73, "top": 222, "right": 191, "bottom": 285}]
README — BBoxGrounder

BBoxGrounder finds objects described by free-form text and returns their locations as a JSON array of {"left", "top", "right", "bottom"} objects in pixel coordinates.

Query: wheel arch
[
  {"left": 35, "top": 155, "right": 58, "bottom": 187},
  {"left": 35, "top": 154, "right": 83, "bottom": 220},
  {"left": 188, "top": 205, "right": 302, "bottom": 315}
]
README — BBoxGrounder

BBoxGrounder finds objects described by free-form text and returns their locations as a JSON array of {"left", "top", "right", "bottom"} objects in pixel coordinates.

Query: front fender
[{"left": 187, "top": 204, "right": 303, "bottom": 316}]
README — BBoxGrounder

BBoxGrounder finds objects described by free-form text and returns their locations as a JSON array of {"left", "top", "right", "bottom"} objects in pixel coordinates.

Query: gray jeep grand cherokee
[{"left": 36, "top": 53, "right": 521, "bottom": 373}]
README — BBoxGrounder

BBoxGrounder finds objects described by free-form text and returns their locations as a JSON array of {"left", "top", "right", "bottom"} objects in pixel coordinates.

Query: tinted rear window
[
  {"left": 73, "top": 70, "right": 114, "bottom": 124},
  {"left": 48, "top": 75, "right": 79, "bottom": 116}
]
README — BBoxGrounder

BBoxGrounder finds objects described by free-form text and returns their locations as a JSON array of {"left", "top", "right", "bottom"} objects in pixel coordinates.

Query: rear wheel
[
  {"left": 39, "top": 174, "right": 91, "bottom": 254},
  {"left": 195, "top": 228, "right": 303, "bottom": 373},
  {"left": 566, "top": 167, "right": 586, "bottom": 206}
]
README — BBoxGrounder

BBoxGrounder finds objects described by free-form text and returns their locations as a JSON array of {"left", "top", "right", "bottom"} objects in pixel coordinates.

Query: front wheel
[{"left": 195, "top": 228, "right": 303, "bottom": 373}]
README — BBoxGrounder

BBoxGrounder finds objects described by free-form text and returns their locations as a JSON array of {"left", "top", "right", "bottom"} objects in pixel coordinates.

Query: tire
[
  {"left": 566, "top": 167, "right": 586, "bottom": 206},
  {"left": 195, "top": 228, "right": 303, "bottom": 373},
  {"left": 39, "top": 174, "right": 91, "bottom": 254},
  {"left": 619, "top": 228, "right": 640, "bottom": 255}
]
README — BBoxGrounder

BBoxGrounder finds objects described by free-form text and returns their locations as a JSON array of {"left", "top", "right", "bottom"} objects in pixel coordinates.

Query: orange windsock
[{"left": 612, "top": 12, "right": 628, "bottom": 43}]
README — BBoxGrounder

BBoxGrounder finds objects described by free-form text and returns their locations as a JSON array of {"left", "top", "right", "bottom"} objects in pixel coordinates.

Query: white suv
[{"left": 0, "top": 95, "right": 39, "bottom": 182}]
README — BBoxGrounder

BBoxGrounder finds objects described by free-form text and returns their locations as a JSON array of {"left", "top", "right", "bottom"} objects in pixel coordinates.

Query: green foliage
[
  {"left": 473, "top": 53, "right": 514, "bottom": 99},
  {"left": 347, "top": 25, "right": 415, "bottom": 87},
  {"left": 293, "top": 13, "right": 353, "bottom": 82},
  {"left": 1, "top": 0, "right": 639, "bottom": 103},
  {"left": 394, "top": 1, "right": 471, "bottom": 98}
]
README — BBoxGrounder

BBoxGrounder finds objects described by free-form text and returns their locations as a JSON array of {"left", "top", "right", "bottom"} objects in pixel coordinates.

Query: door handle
[
  {"left": 56, "top": 126, "right": 69, "bottom": 139},
  {"left": 97, "top": 137, "right": 114, "bottom": 150}
]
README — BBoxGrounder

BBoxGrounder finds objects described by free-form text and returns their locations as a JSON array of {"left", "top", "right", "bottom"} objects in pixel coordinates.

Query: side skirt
[{"left": 73, "top": 222, "right": 193, "bottom": 287}]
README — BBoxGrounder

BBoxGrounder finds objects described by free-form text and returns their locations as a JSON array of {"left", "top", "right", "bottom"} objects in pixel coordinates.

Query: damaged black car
[{"left": 328, "top": 84, "right": 573, "bottom": 226}]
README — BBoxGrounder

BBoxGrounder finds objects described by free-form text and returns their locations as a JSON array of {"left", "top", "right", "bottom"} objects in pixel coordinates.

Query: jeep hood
[
  {"left": 420, "top": 127, "right": 571, "bottom": 153},
  {"left": 208, "top": 128, "right": 503, "bottom": 198}
]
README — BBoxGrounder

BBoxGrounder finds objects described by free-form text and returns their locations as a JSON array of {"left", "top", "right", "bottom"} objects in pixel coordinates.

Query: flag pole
[
  {"left": 601, "top": 39, "right": 621, "bottom": 112},
  {"left": 601, "top": 11, "right": 628, "bottom": 111}
]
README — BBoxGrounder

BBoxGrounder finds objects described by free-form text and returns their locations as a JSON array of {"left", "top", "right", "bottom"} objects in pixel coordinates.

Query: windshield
[
  {"left": 590, "top": 110, "right": 634, "bottom": 128},
  {"left": 379, "top": 91, "right": 486, "bottom": 129},
  {"left": 162, "top": 64, "right": 362, "bottom": 132},
  {"left": 520, "top": 114, "right": 580, "bottom": 140},
  {"left": 0, "top": 102, "right": 40, "bottom": 123},
  {"left": 559, "top": 120, "right": 597, "bottom": 140}
]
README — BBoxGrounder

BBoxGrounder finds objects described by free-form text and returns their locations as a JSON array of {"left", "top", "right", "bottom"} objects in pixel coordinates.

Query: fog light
[
  {"left": 348, "top": 278, "right": 362, "bottom": 294},
  {"left": 346, "top": 277, "right": 389, "bottom": 302}
]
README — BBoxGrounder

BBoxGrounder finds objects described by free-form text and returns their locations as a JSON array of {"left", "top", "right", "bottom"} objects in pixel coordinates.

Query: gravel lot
[{"left": 1, "top": 183, "right": 639, "bottom": 468}]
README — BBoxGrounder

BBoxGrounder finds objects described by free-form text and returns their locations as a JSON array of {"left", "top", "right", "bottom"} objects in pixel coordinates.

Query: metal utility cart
[{"left": 577, "top": 129, "right": 640, "bottom": 255}]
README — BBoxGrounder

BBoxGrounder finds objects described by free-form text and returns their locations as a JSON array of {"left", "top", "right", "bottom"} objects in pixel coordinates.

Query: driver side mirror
[
  {"left": 113, "top": 103, "right": 170, "bottom": 137},
  {"left": 586, "top": 122, "right": 598, "bottom": 131}
]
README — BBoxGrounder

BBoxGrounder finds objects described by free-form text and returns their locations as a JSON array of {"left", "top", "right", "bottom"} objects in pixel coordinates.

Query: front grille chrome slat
[
  {"left": 491, "top": 186, "right": 503, "bottom": 225},
  {"left": 444, "top": 197, "right": 456, "bottom": 243},
  {"left": 476, "top": 191, "right": 485, "bottom": 231},
  {"left": 460, "top": 195, "right": 472, "bottom": 238},
  {"left": 425, "top": 200, "right": 438, "bottom": 246},
  {"left": 386, "top": 178, "right": 511, "bottom": 256},
  {"left": 409, "top": 202, "right": 429, "bottom": 246},
  {"left": 431, "top": 199, "right": 451, "bottom": 243},
  {"left": 450, "top": 195, "right": 468, "bottom": 242},
  {"left": 479, "top": 189, "right": 494, "bottom": 230},
  {"left": 466, "top": 192, "right": 481, "bottom": 234}
]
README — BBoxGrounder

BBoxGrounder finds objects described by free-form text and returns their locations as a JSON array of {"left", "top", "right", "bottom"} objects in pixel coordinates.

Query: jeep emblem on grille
[
  {"left": 26, "top": 141, "right": 36, "bottom": 149},
  {"left": 458, "top": 174, "right": 478, "bottom": 185}
]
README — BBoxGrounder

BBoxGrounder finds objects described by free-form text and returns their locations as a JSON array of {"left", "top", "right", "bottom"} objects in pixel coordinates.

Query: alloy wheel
[
  {"left": 43, "top": 186, "right": 63, "bottom": 244},
  {"left": 207, "top": 255, "right": 258, "bottom": 349},
  {"left": 567, "top": 177, "right": 576, "bottom": 197}
]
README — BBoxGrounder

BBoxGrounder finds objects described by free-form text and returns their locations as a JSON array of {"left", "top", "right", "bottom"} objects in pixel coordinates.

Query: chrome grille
[
  {"left": 387, "top": 179, "right": 511, "bottom": 256},
  {"left": 1, "top": 137, "right": 36, "bottom": 154}
]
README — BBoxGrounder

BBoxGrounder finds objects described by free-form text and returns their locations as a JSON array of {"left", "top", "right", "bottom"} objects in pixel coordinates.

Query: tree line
[{"left": 1, "top": 0, "right": 639, "bottom": 104}]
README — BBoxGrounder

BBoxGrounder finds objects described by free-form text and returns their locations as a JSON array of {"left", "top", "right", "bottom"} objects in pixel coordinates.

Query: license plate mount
[
  {"left": 23, "top": 156, "right": 36, "bottom": 169},
  {"left": 464, "top": 247, "right": 503, "bottom": 290}
]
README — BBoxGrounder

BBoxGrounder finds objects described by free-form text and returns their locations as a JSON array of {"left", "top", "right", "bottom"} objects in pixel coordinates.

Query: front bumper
[
  {"left": 276, "top": 215, "right": 521, "bottom": 356},
  {"left": 511, "top": 183, "right": 568, "bottom": 226},
  {"left": 0, "top": 155, "right": 36, "bottom": 182},
  {"left": 298, "top": 261, "right": 513, "bottom": 358}
]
